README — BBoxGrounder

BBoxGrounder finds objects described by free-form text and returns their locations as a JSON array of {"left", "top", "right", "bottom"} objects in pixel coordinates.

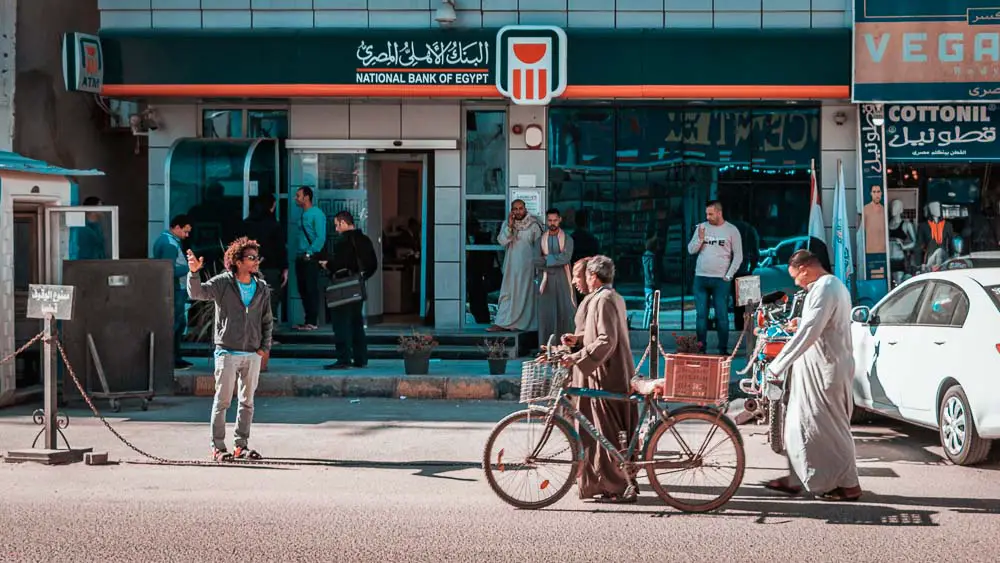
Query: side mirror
[{"left": 851, "top": 306, "right": 872, "bottom": 324}]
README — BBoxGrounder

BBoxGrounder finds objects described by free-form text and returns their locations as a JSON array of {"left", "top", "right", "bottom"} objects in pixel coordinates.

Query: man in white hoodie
[{"left": 687, "top": 200, "right": 743, "bottom": 355}]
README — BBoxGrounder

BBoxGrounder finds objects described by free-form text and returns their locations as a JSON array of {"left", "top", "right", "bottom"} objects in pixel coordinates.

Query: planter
[
  {"left": 487, "top": 358, "right": 508, "bottom": 375},
  {"left": 403, "top": 353, "right": 431, "bottom": 375}
]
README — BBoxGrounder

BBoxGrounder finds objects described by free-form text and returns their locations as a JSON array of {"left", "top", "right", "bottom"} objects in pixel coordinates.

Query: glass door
[{"left": 45, "top": 205, "right": 120, "bottom": 284}]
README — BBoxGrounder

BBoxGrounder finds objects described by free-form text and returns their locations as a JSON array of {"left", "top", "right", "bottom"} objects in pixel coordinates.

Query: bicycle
[{"left": 482, "top": 341, "right": 746, "bottom": 513}]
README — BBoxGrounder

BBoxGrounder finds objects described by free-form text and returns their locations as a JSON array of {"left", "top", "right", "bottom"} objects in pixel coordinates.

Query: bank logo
[
  {"left": 62, "top": 33, "right": 103, "bottom": 94},
  {"left": 82, "top": 39, "right": 101, "bottom": 76},
  {"left": 496, "top": 26, "right": 567, "bottom": 106}
]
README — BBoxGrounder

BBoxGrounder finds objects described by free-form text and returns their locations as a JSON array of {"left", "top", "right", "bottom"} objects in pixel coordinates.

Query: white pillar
[{"left": 0, "top": 0, "right": 16, "bottom": 152}]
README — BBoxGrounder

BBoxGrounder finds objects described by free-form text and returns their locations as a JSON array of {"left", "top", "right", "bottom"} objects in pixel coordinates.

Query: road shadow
[
  {"left": 123, "top": 457, "right": 480, "bottom": 481},
  {"left": 0, "top": 396, "right": 523, "bottom": 425},
  {"left": 851, "top": 424, "right": 1000, "bottom": 471}
]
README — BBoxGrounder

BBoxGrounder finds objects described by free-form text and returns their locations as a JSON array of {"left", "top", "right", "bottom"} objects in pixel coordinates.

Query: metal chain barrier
[{"left": 0, "top": 332, "right": 46, "bottom": 367}]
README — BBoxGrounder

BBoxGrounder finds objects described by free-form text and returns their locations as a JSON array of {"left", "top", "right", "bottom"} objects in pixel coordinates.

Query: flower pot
[
  {"left": 487, "top": 358, "right": 508, "bottom": 375},
  {"left": 403, "top": 353, "right": 431, "bottom": 375}
]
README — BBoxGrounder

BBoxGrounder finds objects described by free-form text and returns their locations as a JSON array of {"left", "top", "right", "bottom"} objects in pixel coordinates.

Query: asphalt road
[{"left": 0, "top": 398, "right": 998, "bottom": 562}]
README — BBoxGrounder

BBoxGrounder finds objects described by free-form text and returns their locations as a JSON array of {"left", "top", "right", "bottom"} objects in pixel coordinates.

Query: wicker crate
[{"left": 662, "top": 353, "right": 731, "bottom": 405}]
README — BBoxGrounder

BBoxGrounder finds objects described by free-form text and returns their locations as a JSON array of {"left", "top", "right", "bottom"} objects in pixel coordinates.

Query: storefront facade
[
  {"left": 84, "top": 18, "right": 856, "bottom": 331},
  {"left": 853, "top": 1, "right": 1000, "bottom": 298}
]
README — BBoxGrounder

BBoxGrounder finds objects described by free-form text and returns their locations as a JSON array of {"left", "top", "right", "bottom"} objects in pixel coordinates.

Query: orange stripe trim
[
  {"left": 99, "top": 84, "right": 850, "bottom": 99},
  {"left": 355, "top": 68, "right": 490, "bottom": 73}
]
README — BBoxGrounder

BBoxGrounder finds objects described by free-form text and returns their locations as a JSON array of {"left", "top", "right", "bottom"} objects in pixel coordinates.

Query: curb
[
  {"left": 175, "top": 373, "right": 523, "bottom": 401},
  {"left": 175, "top": 374, "right": 751, "bottom": 402}
]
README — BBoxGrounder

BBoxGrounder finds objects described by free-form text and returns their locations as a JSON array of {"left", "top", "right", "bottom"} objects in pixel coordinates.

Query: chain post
[{"left": 42, "top": 315, "right": 57, "bottom": 450}]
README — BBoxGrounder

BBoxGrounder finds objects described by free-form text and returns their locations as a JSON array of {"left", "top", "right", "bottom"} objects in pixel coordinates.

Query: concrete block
[
  {"left": 342, "top": 377, "right": 396, "bottom": 398},
  {"left": 397, "top": 377, "right": 448, "bottom": 399},
  {"left": 446, "top": 378, "right": 497, "bottom": 400},
  {"left": 293, "top": 376, "right": 347, "bottom": 398},
  {"left": 84, "top": 452, "right": 110, "bottom": 466},
  {"left": 255, "top": 374, "right": 293, "bottom": 397},
  {"left": 194, "top": 375, "right": 215, "bottom": 397}
]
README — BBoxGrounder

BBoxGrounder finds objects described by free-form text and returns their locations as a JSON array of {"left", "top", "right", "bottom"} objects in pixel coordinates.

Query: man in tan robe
[{"left": 561, "top": 255, "right": 639, "bottom": 503}]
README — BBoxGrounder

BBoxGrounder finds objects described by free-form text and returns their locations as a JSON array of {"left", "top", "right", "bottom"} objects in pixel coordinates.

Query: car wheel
[{"left": 938, "top": 385, "right": 992, "bottom": 466}]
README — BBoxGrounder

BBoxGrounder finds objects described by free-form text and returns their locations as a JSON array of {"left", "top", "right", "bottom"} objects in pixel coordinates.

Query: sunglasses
[{"left": 242, "top": 255, "right": 262, "bottom": 262}]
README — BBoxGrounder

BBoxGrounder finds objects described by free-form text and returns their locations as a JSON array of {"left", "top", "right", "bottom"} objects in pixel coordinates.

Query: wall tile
[
  {"left": 811, "top": 11, "right": 847, "bottom": 27},
  {"left": 402, "top": 104, "right": 462, "bottom": 139},
  {"left": 202, "top": 9, "right": 252, "bottom": 27},
  {"left": 252, "top": 10, "right": 314, "bottom": 28},
  {"left": 518, "top": 11, "right": 568, "bottom": 26},
  {"left": 508, "top": 105, "right": 546, "bottom": 150},
  {"left": 435, "top": 149, "right": 461, "bottom": 187},
  {"left": 148, "top": 105, "right": 198, "bottom": 148},
  {"left": 369, "top": 10, "right": 432, "bottom": 28},
  {"left": 569, "top": 0, "right": 614, "bottom": 9},
  {"left": 349, "top": 103, "right": 402, "bottom": 138},
  {"left": 520, "top": 0, "right": 568, "bottom": 10},
  {"left": 812, "top": 0, "right": 847, "bottom": 10},
  {"left": 434, "top": 225, "right": 461, "bottom": 260},
  {"left": 148, "top": 183, "right": 166, "bottom": 224},
  {"left": 617, "top": 0, "right": 663, "bottom": 10},
  {"left": 509, "top": 149, "right": 547, "bottom": 187},
  {"left": 434, "top": 262, "right": 461, "bottom": 300},
  {"left": 148, "top": 147, "right": 169, "bottom": 186},
  {"left": 482, "top": 11, "right": 518, "bottom": 26},
  {"left": 151, "top": 0, "right": 200, "bottom": 8},
  {"left": 665, "top": 0, "right": 711, "bottom": 9},
  {"left": 434, "top": 299, "right": 462, "bottom": 328},
  {"left": 455, "top": 10, "right": 483, "bottom": 27},
  {"left": 763, "top": 0, "right": 810, "bottom": 10},
  {"left": 821, "top": 105, "right": 855, "bottom": 151},
  {"left": 434, "top": 187, "right": 461, "bottom": 225},
  {"left": 201, "top": 0, "right": 250, "bottom": 8},
  {"left": 100, "top": 10, "right": 153, "bottom": 28},
  {"left": 616, "top": 11, "right": 664, "bottom": 27},
  {"left": 712, "top": 11, "right": 762, "bottom": 27},
  {"left": 290, "top": 104, "right": 350, "bottom": 138},
  {"left": 99, "top": 0, "right": 151, "bottom": 9},
  {"left": 666, "top": 11, "right": 714, "bottom": 27},
  {"left": 714, "top": 0, "right": 762, "bottom": 9},
  {"left": 252, "top": 0, "right": 313, "bottom": 9},
  {"left": 148, "top": 221, "right": 165, "bottom": 257},
  {"left": 568, "top": 11, "right": 615, "bottom": 27},
  {"left": 482, "top": 0, "right": 518, "bottom": 9},
  {"left": 762, "top": 11, "right": 811, "bottom": 28},
  {"left": 314, "top": 10, "right": 369, "bottom": 27},
  {"left": 152, "top": 10, "right": 202, "bottom": 28},
  {"left": 313, "top": 0, "right": 367, "bottom": 8},
  {"left": 369, "top": 0, "right": 432, "bottom": 9}
]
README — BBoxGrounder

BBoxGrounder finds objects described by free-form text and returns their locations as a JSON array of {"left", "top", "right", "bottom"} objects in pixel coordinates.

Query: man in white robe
[
  {"left": 489, "top": 199, "right": 543, "bottom": 332},
  {"left": 763, "top": 249, "right": 862, "bottom": 502},
  {"left": 536, "top": 208, "right": 576, "bottom": 346}
]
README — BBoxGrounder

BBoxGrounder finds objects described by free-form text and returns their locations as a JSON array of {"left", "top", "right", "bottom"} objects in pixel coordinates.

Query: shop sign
[
  {"left": 495, "top": 26, "right": 567, "bottom": 106},
  {"left": 858, "top": 104, "right": 891, "bottom": 293},
  {"left": 886, "top": 103, "right": 1000, "bottom": 160},
  {"left": 355, "top": 39, "right": 492, "bottom": 86},
  {"left": 853, "top": 1, "right": 1000, "bottom": 102},
  {"left": 61, "top": 32, "right": 103, "bottom": 94}
]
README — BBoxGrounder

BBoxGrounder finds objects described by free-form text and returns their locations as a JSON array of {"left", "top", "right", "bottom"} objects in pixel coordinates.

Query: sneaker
[
  {"left": 212, "top": 447, "right": 232, "bottom": 462},
  {"left": 233, "top": 446, "right": 262, "bottom": 460}
]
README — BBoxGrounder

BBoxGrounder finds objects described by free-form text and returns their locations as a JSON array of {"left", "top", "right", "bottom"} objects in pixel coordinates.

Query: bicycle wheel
[
  {"left": 643, "top": 408, "right": 746, "bottom": 513},
  {"left": 482, "top": 408, "right": 581, "bottom": 510},
  {"left": 768, "top": 400, "right": 786, "bottom": 455}
]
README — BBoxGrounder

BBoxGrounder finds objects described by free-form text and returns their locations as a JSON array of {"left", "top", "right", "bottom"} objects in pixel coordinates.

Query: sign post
[{"left": 5, "top": 284, "right": 92, "bottom": 465}]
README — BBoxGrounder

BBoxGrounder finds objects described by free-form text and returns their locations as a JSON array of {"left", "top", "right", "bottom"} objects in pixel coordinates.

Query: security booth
[{"left": 0, "top": 151, "right": 115, "bottom": 407}]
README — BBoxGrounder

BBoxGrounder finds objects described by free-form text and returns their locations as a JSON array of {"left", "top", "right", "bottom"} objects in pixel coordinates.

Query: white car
[{"left": 849, "top": 268, "right": 1000, "bottom": 466}]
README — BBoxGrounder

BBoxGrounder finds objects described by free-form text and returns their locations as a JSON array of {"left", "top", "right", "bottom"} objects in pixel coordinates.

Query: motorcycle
[{"left": 737, "top": 289, "right": 805, "bottom": 454}]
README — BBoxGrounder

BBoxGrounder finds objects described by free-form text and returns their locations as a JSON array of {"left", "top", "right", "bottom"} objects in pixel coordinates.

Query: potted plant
[
  {"left": 672, "top": 332, "right": 703, "bottom": 354},
  {"left": 398, "top": 330, "right": 438, "bottom": 375},
  {"left": 479, "top": 338, "right": 508, "bottom": 375}
]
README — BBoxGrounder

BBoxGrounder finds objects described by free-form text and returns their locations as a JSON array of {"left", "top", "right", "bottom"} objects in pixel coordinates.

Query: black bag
[{"left": 324, "top": 235, "right": 367, "bottom": 309}]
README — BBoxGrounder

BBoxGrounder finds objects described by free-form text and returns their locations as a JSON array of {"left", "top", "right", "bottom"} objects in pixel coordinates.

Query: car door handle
[
  {"left": 887, "top": 341, "right": 898, "bottom": 345},
  {"left": 934, "top": 341, "right": 946, "bottom": 345}
]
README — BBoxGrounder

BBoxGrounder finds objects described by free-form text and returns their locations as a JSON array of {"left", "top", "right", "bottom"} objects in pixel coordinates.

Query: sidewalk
[{"left": 173, "top": 353, "right": 750, "bottom": 401}]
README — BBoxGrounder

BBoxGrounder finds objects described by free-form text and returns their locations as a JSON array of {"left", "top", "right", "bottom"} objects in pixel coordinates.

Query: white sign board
[
  {"left": 735, "top": 275, "right": 761, "bottom": 307},
  {"left": 27, "top": 284, "right": 75, "bottom": 320},
  {"left": 510, "top": 188, "right": 543, "bottom": 217}
]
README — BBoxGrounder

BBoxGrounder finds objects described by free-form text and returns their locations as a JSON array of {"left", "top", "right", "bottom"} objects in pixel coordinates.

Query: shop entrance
[{"left": 286, "top": 143, "right": 434, "bottom": 327}]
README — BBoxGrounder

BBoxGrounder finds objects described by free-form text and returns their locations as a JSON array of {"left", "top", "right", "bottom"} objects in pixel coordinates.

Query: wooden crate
[{"left": 662, "top": 353, "right": 731, "bottom": 405}]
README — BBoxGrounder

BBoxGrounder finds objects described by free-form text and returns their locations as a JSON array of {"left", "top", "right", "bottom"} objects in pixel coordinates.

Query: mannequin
[
  {"left": 917, "top": 201, "right": 955, "bottom": 269},
  {"left": 887, "top": 199, "right": 917, "bottom": 284}
]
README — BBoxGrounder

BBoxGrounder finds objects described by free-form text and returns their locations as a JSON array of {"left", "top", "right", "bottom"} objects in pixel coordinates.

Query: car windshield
[{"left": 986, "top": 285, "right": 1000, "bottom": 312}]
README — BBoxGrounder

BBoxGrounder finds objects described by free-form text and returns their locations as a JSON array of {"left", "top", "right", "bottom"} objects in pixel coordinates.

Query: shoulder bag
[{"left": 324, "top": 234, "right": 367, "bottom": 309}]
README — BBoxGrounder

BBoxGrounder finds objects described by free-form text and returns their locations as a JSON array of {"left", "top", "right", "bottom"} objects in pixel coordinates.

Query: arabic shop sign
[
  {"left": 858, "top": 104, "right": 891, "bottom": 289},
  {"left": 886, "top": 104, "right": 1000, "bottom": 160},
  {"left": 853, "top": 1, "right": 1000, "bottom": 102},
  {"left": 355, "top": 39, "right": 492, "bottom": 86}
]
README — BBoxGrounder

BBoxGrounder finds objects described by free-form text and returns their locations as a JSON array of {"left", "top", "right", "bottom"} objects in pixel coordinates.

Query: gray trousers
[{"left": 211, "top": 352, "right": 262, "bottom": 450}]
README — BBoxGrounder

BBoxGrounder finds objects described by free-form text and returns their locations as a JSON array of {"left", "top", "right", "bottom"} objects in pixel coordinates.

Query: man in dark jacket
[
  {"left": 242, "top": 194, "right": 288, "bottom": 323},
  {"left": 321, "top": 211, "right": 378, "bottom": 370},
  {"left": 186, "top": 237, "right": 273, "bottom": 462}
]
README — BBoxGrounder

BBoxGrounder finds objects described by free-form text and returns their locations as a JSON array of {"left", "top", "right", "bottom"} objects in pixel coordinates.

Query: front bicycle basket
[{"left": 519, "top": 359, "right": 568, "bottom": 403}]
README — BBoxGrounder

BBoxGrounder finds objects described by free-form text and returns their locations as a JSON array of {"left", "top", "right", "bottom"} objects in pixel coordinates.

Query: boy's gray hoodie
[{"left": 187, "top": 271, "right": 273, "bottom": 354}]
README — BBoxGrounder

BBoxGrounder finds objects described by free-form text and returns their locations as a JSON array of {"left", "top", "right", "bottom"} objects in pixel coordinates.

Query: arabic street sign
[
  {"left": 886, "top": 103, "right": 1000, "bottom": 160},
  {"left": 858, "top": 104, "right": 891, "bottom": 290},
  {"left": 354, "top": 38, "right": 492, "bottom": 86},
  {"left": 27, "top": 284, "right": 75, "bottom": 321},
  {"left": 853, "top": 1, "right": 1000, "bottom": 102}
]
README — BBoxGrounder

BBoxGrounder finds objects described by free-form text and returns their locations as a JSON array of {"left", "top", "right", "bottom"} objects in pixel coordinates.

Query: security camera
[
  {"left": 833, "top": 111, "right": 848, "bottom": 126},
  {"left": 435, "top": 0, "right": 457, "bottom": 25}
]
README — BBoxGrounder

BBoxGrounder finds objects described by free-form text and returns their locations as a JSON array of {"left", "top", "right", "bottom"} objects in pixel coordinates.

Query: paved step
[{"left": 181, "top": 342, "right": 495, "bottom": 360}]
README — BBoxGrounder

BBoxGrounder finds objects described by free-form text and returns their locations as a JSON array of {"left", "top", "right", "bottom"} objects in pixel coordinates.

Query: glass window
[
  {"left": 547, "top": 105, "right": 820, "bottom": 331},
  {"left": 916, "top": 283, "right": 968, "bottom": 326},
  {"left": 202, "top": 109, "right": 242, "bottom": 138},
  {"left": 876, "top": 283, "right": 927, "bottom": 325},
  {"left": 986, "top": 285, "right": 1000, "bottom": 312},
  {"left": 465, "top": 110, "right": 507, "bottom": 195},
  {"left": 247, "top": 110, "right": 288, "bottom": 139}
]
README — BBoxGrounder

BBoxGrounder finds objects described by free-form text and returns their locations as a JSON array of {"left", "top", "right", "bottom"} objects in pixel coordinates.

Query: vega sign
[{"left": 853, "top": 1, "right": 1000, "bottom": 102}]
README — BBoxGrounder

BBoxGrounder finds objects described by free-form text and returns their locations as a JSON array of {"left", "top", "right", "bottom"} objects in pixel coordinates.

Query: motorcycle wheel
[{"left": 768, "top": 400, "right": 786, "bottom": 454}]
